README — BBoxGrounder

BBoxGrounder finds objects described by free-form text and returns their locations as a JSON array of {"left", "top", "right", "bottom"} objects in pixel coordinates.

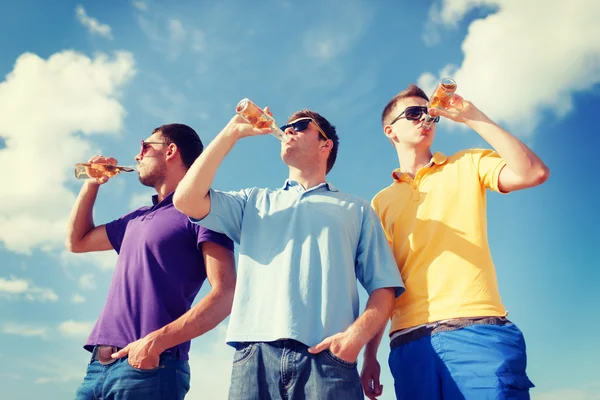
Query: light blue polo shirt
[{"left": 192, "top": 180, "right": 404, "bottom": 347}]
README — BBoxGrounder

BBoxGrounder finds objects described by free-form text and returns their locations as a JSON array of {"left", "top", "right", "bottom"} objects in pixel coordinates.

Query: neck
[
  {"left": 288, "top": 165, "right": 327, "bottom": 190},
  {"left": 395, "top": 144, "right": 433, "bottom": 178},
  {"left": 154, "top": 168, "right": 187, "bottom": 202}
]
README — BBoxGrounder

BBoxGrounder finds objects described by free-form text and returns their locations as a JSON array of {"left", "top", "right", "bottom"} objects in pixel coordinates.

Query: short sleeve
[
  {"left": 105, "top": 208, "right": 148, "bottom": 254},
  {"left": 189, "top": 188, "right": 250, "bottom": 245},
  {"left": 355, "top": 203, "right": 405, "bottom": 298},
  {"left": 189, "top": 221, "right": 234, "bottom": 252},
  {"left": 469, "top": 149, "right": 507, "bottom": 192}
]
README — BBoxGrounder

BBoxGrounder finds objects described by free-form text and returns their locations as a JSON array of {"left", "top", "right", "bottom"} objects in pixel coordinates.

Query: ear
[
  {"left": 165, "top": 143, "right": 178, "bottom": 162},
  {"left": 319, "top": 139, "right": 333, "bottom": 153},
  {"left": 383, "top": 124, "right": 396, "bottom": 140}
]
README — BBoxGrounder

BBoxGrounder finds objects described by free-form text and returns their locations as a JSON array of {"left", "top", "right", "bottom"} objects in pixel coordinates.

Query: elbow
[
  {"left": 530, "top": 164, "right": 550, "bottom": 187},
  {"left": 65, "top": 238, "right": 83, "bottom": 253}
]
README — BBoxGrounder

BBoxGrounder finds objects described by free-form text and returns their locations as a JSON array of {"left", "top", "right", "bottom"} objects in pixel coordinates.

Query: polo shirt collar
[
  {"left": 151, "top": 191, "right": 175, "bottom": 206},
  {"left": 282, "top": 179, "right": 339, "bottom": 192},
  {"left": 392, "top": 151, "right": 447, "bottom": 182}
]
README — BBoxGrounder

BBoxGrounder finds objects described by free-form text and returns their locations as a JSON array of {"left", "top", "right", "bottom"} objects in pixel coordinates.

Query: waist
[{"left": 390, "top": 316, "right": 511, "bottom": 348}]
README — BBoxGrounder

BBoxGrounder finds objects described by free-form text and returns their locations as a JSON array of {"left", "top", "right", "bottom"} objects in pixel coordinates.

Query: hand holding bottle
[{"left": 74, "top": 155, "right": 131, "bottom": 184}]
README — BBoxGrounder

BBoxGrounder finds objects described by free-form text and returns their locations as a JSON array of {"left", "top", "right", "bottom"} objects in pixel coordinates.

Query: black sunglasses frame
[
  {"left": 280, "top": 118, "right": 329, "bottom": 140},
  {"left": 389, "top": 106, "right": 440, "bottom": 125}
]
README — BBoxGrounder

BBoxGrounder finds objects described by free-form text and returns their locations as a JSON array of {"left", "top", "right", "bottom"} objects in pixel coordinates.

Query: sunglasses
[
  {"left": 140, "top": 140, "right": 167, "bottom": 155},
  {"left": 280, "top": 118, "right": 329, "bottom": 140},
  {"left": 389, "top": 106, "right": 440, "bottom": 125}
]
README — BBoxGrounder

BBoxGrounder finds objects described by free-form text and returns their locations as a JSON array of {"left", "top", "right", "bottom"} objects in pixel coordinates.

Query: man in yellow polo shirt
[{"left": 360, "top": 83, "right": 549, "bottom": 400}]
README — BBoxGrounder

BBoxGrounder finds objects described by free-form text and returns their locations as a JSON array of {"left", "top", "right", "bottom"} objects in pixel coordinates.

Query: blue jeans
[
  {"left": 74, "top": 353, "right": 190, "bottom": 400},
  {"left": 389, "top": 322, "right": 534, "bottom": 400},
  {"left": 228, "top": 339, "right": 363, "bottom": 400}
]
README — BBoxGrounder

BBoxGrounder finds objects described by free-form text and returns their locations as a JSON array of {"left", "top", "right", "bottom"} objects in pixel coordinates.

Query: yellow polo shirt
[{"left": 372, "top": 149, "right": 508, "bottom": 333}]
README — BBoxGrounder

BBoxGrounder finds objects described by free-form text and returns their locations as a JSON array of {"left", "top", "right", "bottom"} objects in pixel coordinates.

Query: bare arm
[
  {"left": 430, "top": 98, "right": 550, "bottom": 192},
  {"left": 173, "top": 114, "right": 271, "bottom": 220},
  {"left": 308, "top": 287, "right": 395, "bottom": 362},
  {"left": 65, "top": 156, "right": 117, "bottom": 253},
  {"left": 361, "top": 325, "right": 387, "bottom": 399},
  {"left": 112, "top": 241, "right": 236, "bottom": 368}
]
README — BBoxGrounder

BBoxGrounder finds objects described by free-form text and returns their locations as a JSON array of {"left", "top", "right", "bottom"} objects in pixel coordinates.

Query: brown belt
[
  {"left": 92, "top": 345, "right": 121, "bottom": 365},
  {"left": 390, "top": 316, "right": 511, "bottom": 349}
]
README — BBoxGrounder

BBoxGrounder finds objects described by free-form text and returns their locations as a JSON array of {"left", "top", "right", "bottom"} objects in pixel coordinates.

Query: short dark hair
[
  {"left": 381, "top": 84, "right": 429, "bottom": 126},
  {"left": 152, "top": 123, "right": 203, "bottom": 169},
  {"left": 288, "top": 109, "right": 339, "bottom": 174}
]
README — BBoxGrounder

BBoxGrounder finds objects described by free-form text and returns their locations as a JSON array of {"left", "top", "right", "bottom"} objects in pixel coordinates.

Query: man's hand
[
  {"left": 361, "top": 355, "right": 384, "bottom": 399},
  {"left": 111, "top": 334, "right": 163, "bottom": 370},
  {"left": 428, "top": 94, "right": 482, "bottom": 124},
  {"left": 85, "top": 155, "right": 118, "bottom": 185},
  {"left": 307, "top": 331, "right": 363, "bottom": 364},
  {"left": 224, "top": 107, "right": 274, "bottom": 140}
]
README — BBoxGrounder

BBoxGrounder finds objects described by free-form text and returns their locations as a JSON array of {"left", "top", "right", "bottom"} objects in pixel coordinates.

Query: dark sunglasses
[
  {"left": 280, "top": 118, "right": 329, "bottom": 140},
  {"left": 389, "top": 106, "right": 440, "bottom": 125},
  {"left": 140, "top": 140, "right": 167, "bottom": 154}
]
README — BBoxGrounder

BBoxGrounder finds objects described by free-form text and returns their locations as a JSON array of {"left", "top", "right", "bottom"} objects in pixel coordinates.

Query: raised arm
[
  {"left": 429, "top": 97, "right": 550, "bottom": 192},
  {"left": 65, "top": 156, "right": 115, "bottom": 253},
  {"left": 173, "top": 113, "right": 271, "bottom": 220}
]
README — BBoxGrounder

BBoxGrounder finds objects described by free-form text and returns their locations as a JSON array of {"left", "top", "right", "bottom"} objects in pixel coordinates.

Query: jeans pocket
[
  {"left": 232, "top": 343, "right": 256, "bottom": 366},
  {"left": 323, "top": 350, "right": 357, "bottom": 369},
  {"left": 499, "top": 373, "right": 535, "bottom": 395},
  {"left": 126, "top": 360, "right": 163, "bottom": 373}
]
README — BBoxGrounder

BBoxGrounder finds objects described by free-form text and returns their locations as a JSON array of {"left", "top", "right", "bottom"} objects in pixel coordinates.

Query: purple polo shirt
[{"left": 84, "top": 192, "right": 233, "bottom": 360}]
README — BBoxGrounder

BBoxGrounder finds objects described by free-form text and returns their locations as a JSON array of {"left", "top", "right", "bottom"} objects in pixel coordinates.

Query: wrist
[
  {"left": 220, "top": 124, "right": 243, "bottom": 142},
  {"left": 83, "top": 181, "right": 101, "bottom": 191},
  {"left": 146, "top": 329, "right": 169, "bottom": 354}
]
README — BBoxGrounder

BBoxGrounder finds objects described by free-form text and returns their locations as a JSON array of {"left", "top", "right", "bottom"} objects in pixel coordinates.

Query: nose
[
  {"left": 135, "top": 152, "right": 142, "bottom": 162},
  {"left": 284, "top": 126, "right": 296, "bottom": 136}
]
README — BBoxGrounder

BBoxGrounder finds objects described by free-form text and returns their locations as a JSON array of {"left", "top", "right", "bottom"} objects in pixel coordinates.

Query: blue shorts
[{"left": 389, "top": 320, "right": 534, "bottom": 399}]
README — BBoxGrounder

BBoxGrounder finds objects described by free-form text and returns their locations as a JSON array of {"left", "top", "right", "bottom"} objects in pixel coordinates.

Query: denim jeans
[
  {"left": 74, "top": 353, "right": 190, "bottom": 400},
  {"left": 228, "top": 339, "right": 363, "bottom": 400},
  {"left": 389, "top": 322, "right": 534, "bottom": 400}
]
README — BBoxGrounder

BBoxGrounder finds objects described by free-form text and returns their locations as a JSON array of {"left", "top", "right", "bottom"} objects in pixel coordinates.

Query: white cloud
[
  {"left": 78, "top": 273, "right": 96, "bottom": 290},
  {"left": 75, "top": 5, "right": 113, "bottom": 40},
  {"left": 2, "top": 322, "right": 48, "bottom": 338},
  {"left": 71, "top": 293, "right": 86, "bottom": 303},
  {"left": 138, "top": 16, "right": 207, "bottom": 61},
  {"left": 0, "top": 50, "right": 135, "bottom": 254},
  {"left": 0, "top": 276, "right": 28, "bottom": 293},
  {"left": 129, "top": 191, "right": 153, "bottom": 209},
  {"left": 302, "top": 0, "right": 375, "bottom": 63},
  {"left": 419, "top": 0, "right": 600, "bottom": 135},
  {"left": 60, "top": 250, "right": 118, "bottom": 271},
  {"left": 57, "top": 320, "right": 94, "bottom": 338},
  {"left": 187, "top": 323, "right": 234, "bottom": 399},
  {"left": 133, "top": 1, "right": 148, "bottom": 12},
  {"left": 0, "top": 276, "right": 58, "bottom": 302}
]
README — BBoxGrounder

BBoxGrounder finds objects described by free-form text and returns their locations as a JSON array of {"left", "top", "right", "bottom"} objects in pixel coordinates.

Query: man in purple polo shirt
[{"left": 66, "top": 123, "right": 235, "bottom": 400}]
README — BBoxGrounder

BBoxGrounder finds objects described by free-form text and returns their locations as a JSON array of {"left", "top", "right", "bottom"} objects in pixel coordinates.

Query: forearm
[
  {"left": 66, "top": 182, "right": 99, "bottom": 251},
  {"left": 174, "top": 129, "right": 238, "bottom": 219},
  {"left": 151, "top": 285, "right": 235, "bottom": 352},
  {"left": 364, "top": 324, "right": 386, "bottom": 359},
  {"left": 465, "top": 110, "right": 549, "bottom": 181},
  {"left": 346, "top": 287, "right": 395, "bottom": 350}
]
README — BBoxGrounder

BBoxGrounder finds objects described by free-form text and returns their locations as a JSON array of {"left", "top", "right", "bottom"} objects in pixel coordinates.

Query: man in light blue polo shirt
[{"left": 174, "top": 108, "right": 404, "bottom": 399}]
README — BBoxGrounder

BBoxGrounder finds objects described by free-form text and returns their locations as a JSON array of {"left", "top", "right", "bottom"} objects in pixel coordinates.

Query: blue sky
[{"left": 0, "top": 0, "right": 599, "bottom": 399}]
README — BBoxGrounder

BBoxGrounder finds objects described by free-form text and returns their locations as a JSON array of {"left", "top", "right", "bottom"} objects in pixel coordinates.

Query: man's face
[
  {"left": 385, "top": 97, "right": 436, "bottom": 148},
  {"left": 135, "top": 131, "right": 168, "bottom": 187},
  {"left": 280, "top": 117, "right": 329, "bottom": 170}
]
